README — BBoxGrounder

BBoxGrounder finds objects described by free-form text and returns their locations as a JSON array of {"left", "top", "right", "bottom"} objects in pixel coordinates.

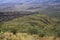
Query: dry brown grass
[{"left": 0, "top": 32, "right": 60, "bottom": 40}]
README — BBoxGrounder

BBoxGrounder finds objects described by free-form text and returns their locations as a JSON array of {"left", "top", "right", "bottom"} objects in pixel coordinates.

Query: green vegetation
[{"left": 0, "top": 13, "right": 60, "bottom": 38}]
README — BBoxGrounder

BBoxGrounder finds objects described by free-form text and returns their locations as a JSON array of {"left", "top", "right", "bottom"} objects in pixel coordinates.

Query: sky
[{"left": 0, "top": 0, "right": 57, "bottom": 3}]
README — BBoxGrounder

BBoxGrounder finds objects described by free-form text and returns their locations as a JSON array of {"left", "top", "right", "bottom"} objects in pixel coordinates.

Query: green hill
[{"left": 0, "top": 14, "right": 60, "bottom": 37}]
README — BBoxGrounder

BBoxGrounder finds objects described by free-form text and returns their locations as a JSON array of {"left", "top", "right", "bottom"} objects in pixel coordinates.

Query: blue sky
[
  {"left": 0, "top": 0, "right": 60, "bottom": 5},
  {"left": 0, "top": 0, "right": 56, "bottom": 3}
]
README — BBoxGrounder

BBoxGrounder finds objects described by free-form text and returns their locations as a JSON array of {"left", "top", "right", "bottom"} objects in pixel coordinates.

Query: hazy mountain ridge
[
  {"left": 0, "top": 0, "right": 60, "bottom": 20},
  {"left": 0, "top": 0, "right": 60, "bottom": 12}
]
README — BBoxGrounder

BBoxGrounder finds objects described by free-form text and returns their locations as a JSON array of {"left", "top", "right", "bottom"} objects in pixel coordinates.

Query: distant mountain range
[{"left": 0, "top": 0, "right": 60, "bottom": 12}]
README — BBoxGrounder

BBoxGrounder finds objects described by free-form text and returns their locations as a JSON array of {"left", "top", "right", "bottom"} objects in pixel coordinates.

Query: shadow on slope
[{"left": 0, "top": 11, "right": 38, "bottom": 22}]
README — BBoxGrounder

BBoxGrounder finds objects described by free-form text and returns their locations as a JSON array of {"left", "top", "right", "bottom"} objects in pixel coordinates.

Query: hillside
[
  {"left": 0, "top": 14, "right": 59, "bottom": 34},
  {"left": 0, "top": 11, "right": 60, "bottom": 21},
  {"left": 0, "top": 11, "right": 37, "bottom": 21},
  {"left": 0, "top": 13, "right": 60, "bottom": 40},
  {"left": 38, "top": 9, "right": 60, "bottom": 19}
]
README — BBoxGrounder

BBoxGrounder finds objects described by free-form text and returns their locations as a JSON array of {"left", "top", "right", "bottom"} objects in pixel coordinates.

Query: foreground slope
[
  {"left": 0, "top": 14, "right": 60, "bottom": 40},
  {"left": 0, "top": 14, "right": 59, "bottom": 35}
]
